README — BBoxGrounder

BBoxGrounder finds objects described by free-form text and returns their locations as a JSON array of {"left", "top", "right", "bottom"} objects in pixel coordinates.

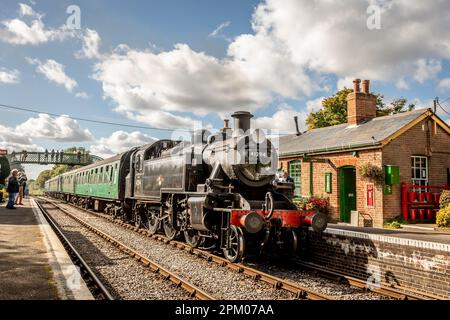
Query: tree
[
  {"left": 306, "top": 88, "right": 416, "bottom": 129},
  {"left": 0, "top": 156, "right": 10, "bottom": 185},
  {"left": 35, "top": 170, "right": 53, "bottom": 189}
]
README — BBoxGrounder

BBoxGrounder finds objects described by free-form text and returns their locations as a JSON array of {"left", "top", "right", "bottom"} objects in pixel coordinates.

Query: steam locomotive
[{"left": 45, "top": 111, "right": 327, "bottom": 262}]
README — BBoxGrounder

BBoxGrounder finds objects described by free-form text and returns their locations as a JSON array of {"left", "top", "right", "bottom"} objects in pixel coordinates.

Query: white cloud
[
  {"left": 0, "top": 67, "right": 20, "bottom": 84},
  {"left": 16, "top": 114, "right": 93, "bottom": 142},
  {"left": 76, "top": 28, "right": 102, "bottom": 59},
  {"left": 75, "top": 91, "right": 89, "bottom": 99},
  {"left": 90, "top": 131, "right": 156, "bottom": 158},
  {"left": 0, "top": 3, "right": 73, "bottom": 45},
  {"left": 306, "top": 97, "right": 325, "bottom": 113},
  {"left": 439, "top": 78, "right": 450, "bottom": 91},
  {"left": 0, "top": 124, "right": 43, "bottom": 152},
  {"left": 209, "top": 21, "right": 232, "bottom": 41},
  {"left": 27, "top": 58, "right": 78, "bottom": 92},
  {"left": 18, "top": 3, "right": 37, "bottom": 17},
  {"left": 253, "top": 104, "right": 308, "bottom": 133},
  {"left": 413, "top": 59, "right": 441, "bottom": 83}
]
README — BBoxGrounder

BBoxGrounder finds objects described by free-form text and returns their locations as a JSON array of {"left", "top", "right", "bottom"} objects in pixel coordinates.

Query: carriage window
[
  {"left": 289, "top": 160, "right": 302, "bottom": 198},
  {"left": 411, "top": 156, "right": 428, "bottom": 192}
]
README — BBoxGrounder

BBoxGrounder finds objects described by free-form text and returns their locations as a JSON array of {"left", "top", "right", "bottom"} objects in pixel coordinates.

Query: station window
[
  {"left": 411, "top": 156, "right": 428, "bottom": 192},
  {"left": 289, "top": 160, "right": 302, "bottom": 198}
]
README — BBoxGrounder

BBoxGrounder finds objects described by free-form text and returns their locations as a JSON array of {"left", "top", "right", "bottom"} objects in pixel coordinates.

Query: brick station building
[{"left": 278, "top": 79, "right": 450, "bottom": 228}]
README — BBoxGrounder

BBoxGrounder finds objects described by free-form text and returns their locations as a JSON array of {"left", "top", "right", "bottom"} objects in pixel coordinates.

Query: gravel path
[
  {"left": 50, "top": 202, "right": 293, "bottom": 300},
  {"left": 42, "top": 204, "right": 194, "bottom": 300},
  {"left": 50, "top": 200, "right": 390, "bottom": 300}
]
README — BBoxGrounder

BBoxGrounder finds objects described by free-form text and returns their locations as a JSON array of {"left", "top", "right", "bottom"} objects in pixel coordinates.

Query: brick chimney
[{"left": 347, "top": 79, "right": 377, "bottom": 126}]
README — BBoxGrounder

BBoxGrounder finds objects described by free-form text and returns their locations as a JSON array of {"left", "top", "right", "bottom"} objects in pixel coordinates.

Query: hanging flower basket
[{"left": 358, "top": 163, "right": 384, "bottom": 185}]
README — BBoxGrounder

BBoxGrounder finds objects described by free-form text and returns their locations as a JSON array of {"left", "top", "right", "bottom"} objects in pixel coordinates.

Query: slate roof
[{"left": 279, "top": 108, "right": 431, "bottom": 157}]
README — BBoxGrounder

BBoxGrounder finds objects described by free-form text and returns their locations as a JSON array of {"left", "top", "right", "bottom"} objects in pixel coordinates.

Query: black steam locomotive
[{"left": 45, "top": 111, "right": 327, "bottom": 262}]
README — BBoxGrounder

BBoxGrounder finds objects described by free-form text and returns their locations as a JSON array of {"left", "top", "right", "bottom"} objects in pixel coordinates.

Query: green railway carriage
[
  {"left": 73, "top": 154, "right": 122, "bottom": 200},
  {"left": 45, "top": 176, "right": 61, "bottom": 193}
]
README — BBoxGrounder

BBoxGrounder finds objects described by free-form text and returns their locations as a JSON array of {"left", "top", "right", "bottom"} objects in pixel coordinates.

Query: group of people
[{"left": 5, "top": 169, "right": 28, "bottom": 210}]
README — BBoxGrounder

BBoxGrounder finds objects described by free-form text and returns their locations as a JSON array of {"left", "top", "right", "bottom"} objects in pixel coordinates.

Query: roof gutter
[{"left": 279, "top": 142, "right": 382, "bottom": 158}]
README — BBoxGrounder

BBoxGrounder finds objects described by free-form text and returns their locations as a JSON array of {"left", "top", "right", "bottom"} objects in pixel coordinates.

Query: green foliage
[
  {"left": 439, "top": 190, "right": 450, "bottom": 209},
  {"left": 28, "top": 180, "right": 43, "bottom": 196},
  {"left": 306, "top": 88, "right": 416, "bottom": 129},
  {"left": 377, "top": 97, "right": 415, "bottom": 117},
  {"left": 36, "top": 170, "right": 53, "bottom": 189},
  {"left": 383, "top": 216, "right": 406, "bottom": 229},
  {"left": 0, "top": 156, "right": 11, "bottom": 185},
  {"left": 436, "top": 204, "right": 450, "bottom": 228}
]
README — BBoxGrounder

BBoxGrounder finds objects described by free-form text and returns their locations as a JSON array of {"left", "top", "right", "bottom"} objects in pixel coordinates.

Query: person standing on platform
[
  {"left": 15, "top": 173, "right": 27, "bottom": 205},
  {"left": 6, "top": 169, "right": 19, "bottom": 209}
]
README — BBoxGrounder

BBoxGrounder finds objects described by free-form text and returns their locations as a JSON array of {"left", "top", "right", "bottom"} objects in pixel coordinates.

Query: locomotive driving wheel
[
  {"left": 184, "top": 229, "right": 201, "bottom": 248},
  {"left": 223, "top": 225, "right": 245, "bottom": 262},
  {"left": 147, "top": 210, "right": 159, "bottom": 235},
  {"left": 163, "top": 220, "right": 177, "bottom": 240}
]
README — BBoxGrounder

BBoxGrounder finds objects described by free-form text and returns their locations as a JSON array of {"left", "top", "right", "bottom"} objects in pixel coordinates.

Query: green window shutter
[
  {"left": 325, "top": 172, "right": 332, "bottom": 193},
  {"left": 289, "top": 160, "right": 302, "bottom": 198}
]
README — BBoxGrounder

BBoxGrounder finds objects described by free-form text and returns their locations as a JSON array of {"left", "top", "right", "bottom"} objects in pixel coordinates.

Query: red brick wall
[
  {"left": 307, "top": 229, "right": 450, "bottom": 299},
  {"left": 382, "top": 118, "right": 450, "bottom": 219},
  {"left": 280, "top": 150, "right": 384, "bottom": 227}
]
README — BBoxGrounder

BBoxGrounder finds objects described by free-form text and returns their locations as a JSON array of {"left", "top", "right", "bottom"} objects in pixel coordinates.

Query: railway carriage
[{"left": 44, "top": 111, "right": 327, "bottom": 262}]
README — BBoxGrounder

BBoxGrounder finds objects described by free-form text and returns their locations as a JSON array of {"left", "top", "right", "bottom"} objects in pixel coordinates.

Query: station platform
[
  {"left": 328, "top": 223, "right": 450, "bottom": 246},
  {"left": 0, "top": 198, "right": 93, "bottom": 300}
]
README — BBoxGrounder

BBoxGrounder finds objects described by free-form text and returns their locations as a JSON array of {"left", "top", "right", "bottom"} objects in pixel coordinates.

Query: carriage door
[{"left": 339, "top": 166, "right": 356, "bottom": 223}]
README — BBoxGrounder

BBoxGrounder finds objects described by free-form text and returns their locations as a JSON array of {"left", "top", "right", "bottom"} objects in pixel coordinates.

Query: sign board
[
  {"left": 366, "top": 183, "right": 375, "bottom": 208},
  {"left": 0, "top": 149, "right": 7, "bottom": 156}
]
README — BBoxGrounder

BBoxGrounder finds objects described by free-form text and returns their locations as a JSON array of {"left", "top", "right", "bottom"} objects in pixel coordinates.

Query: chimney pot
[
  {"left": 353, "top": 79, "right": 361, "bottom": 92},
  {"left": 223, "top": 119, "right": 229, "bottom": 129},
  {"left": 362, "top": 80, "right": 370, "bottom": 94}
]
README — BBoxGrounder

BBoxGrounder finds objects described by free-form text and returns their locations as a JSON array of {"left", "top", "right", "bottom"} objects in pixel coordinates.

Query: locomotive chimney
[
  {"left": 223, "top": 119, "right": 230, "bottom": 129},
  {"left": 231, "top": 111, "right": 253, "bottom": 133}
]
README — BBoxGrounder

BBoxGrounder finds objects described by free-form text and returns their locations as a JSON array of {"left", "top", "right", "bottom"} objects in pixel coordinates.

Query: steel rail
[
  {"left": 43, "top": 196, "right": 444, "bottom": 301},
  {"left": 42, "top": 197, "right": 332, "bottom": 300},
  {"left": 37, "top": 198, "right": 215, "bottom": 300},
  {"left": 34, "top": 199, "right": 115, "bottom": 300},
  {"left": 293, "top": 259, "right": 441, "bottom": 300}
]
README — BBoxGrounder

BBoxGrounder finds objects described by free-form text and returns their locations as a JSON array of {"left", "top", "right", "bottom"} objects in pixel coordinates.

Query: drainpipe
[{"left": 309, "top": 162, "right": 314, "bottom": 197}]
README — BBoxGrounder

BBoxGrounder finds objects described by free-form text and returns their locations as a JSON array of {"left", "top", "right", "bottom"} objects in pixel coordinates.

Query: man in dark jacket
[{"left": 6, "top": 169, "right": 19, "bottom": 209}]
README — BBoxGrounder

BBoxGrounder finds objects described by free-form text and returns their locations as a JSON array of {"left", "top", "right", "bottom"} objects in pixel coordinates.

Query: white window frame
[{"left": 411, "top": 156, "right": 428, "bottom": 192}]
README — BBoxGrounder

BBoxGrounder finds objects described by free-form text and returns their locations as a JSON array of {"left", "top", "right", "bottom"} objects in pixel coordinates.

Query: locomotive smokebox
[{"left": 232, "top": 111, "right": 253, "bottom": 133}]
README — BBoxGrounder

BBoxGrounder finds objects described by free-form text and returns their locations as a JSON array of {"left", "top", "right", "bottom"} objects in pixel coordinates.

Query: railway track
[
  {"left": 35, "top": 198, "right": 215, "bottom": 300},
  {"left": 34, "top": 199, "right": 114, "bottom": 300},
  {"left": 41, "top": 196, "right": 439, "bottom": 301},
  {"left": 292, "top": 260, "right": 440, "bottom": 300},
  {"left": 38, "top": 196, "right": 332, "bottom": 300}
]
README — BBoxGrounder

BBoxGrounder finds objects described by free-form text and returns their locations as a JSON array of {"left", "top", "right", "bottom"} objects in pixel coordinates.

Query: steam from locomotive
[{"left": 45, "top": 111, "right": 327, "bottom": 262}]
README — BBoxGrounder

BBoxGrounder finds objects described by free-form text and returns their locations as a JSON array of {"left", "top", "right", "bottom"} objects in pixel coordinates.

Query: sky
[{"left": 0, "top": 0, "right": 450, "bottom": 178}]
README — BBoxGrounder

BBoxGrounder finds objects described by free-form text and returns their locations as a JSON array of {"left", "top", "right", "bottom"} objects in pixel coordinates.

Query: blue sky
[{"left": 1, "top": 0, "right": 450, "bottom": 178}]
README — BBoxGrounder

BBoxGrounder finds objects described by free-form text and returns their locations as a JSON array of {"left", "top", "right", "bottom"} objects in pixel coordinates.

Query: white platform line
[{"left": 31, "top": 198, "right": 94, "bottom": 300}]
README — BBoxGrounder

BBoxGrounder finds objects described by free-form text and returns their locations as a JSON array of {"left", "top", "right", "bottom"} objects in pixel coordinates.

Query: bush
[
  {"left": 436, "top": 204, "right": 450, "bottom": 228},
  {"left": 440, "top": 190, "right": 450, "bottom": 209}
]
